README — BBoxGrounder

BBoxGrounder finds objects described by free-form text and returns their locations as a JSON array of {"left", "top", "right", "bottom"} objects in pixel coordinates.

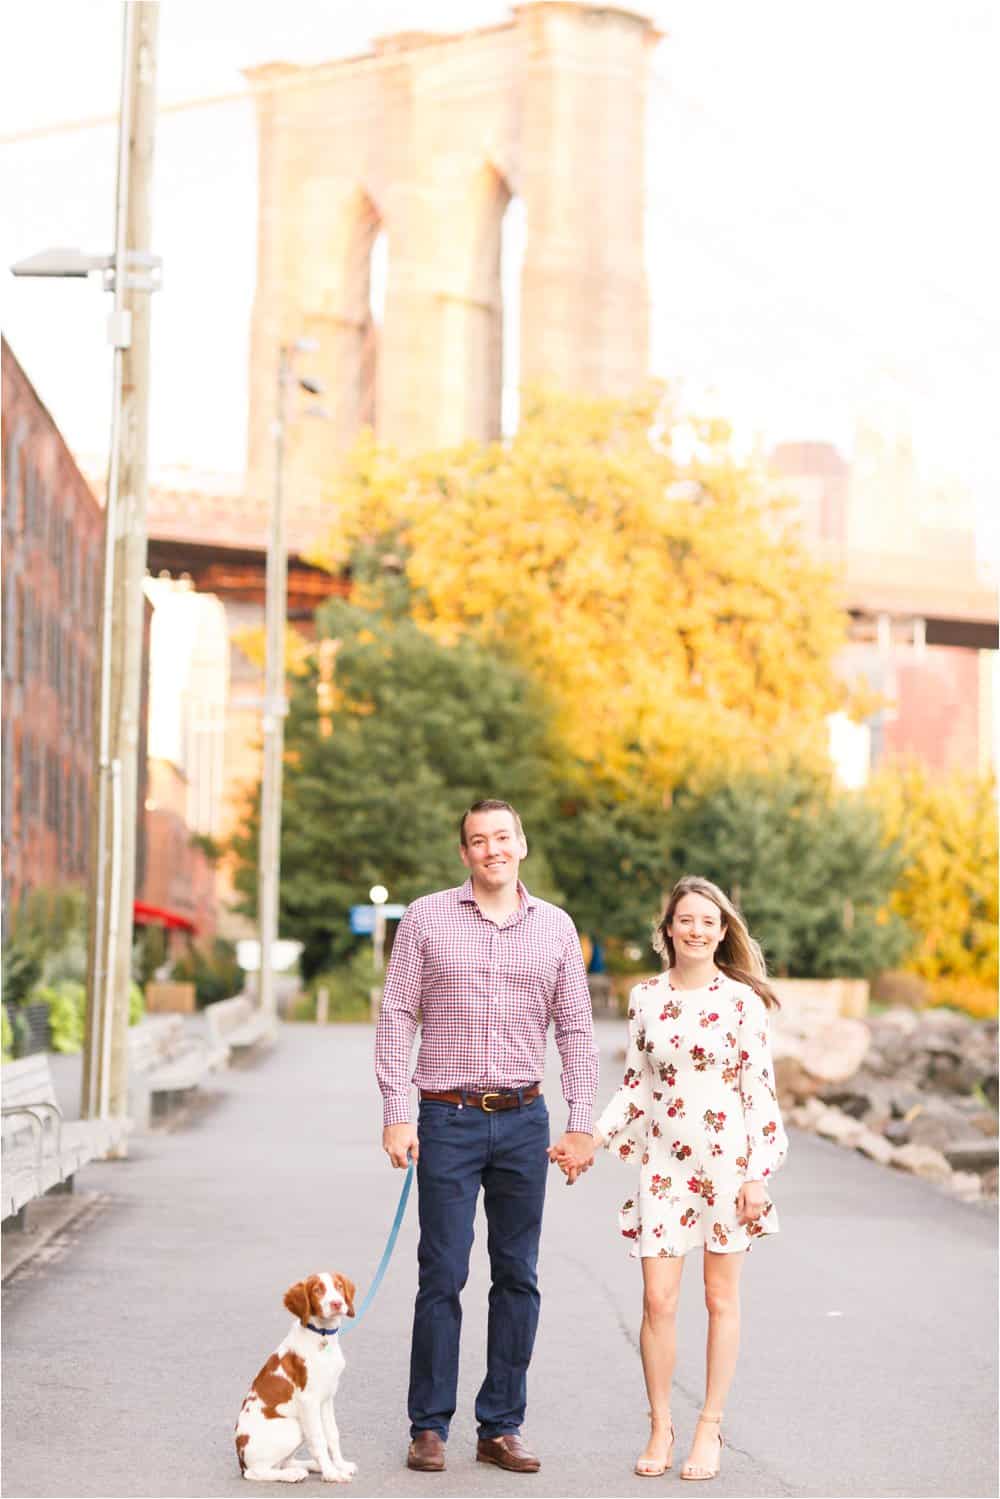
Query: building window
[
  {"left": 2, "top": 573, "right": 16, "bottom": 680},
  {"left": 4, "top": 431, "right": 20, "bottom": 536},
  {"left": 2, "top": 716, "right": 13, "bottom": 845}
]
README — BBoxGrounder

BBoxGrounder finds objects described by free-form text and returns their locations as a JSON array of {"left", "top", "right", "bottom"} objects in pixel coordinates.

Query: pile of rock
[{"left": 777, "top": 1005, "right": 998, "bottom": 1202}]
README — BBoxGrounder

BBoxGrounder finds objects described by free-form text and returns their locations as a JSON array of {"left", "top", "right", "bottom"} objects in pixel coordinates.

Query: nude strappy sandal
[
  {"left": 680, "top": 1411, "right": 723, "bottom": 1481},
  {"left": 634, "top": 1411, "right": 675, "bottom": 1477}
]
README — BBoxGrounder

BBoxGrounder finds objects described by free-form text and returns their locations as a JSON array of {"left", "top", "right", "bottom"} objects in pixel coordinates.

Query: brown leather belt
[{"left": 420, "top": 1085, "right": 541, "bottom": 1113}]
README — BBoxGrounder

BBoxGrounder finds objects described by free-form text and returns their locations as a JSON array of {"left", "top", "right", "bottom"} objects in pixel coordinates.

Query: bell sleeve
[
  {"left": 737, "top": 988, "right": 789, "bottom": 1181},
  {"left": 594, "top": 987, "right": 654, "bottom": 1165}
]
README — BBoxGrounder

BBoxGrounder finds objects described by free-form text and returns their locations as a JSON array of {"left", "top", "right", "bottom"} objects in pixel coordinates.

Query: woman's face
[{"left": 668, "top": 891, "right": 726, "bottom": 960}]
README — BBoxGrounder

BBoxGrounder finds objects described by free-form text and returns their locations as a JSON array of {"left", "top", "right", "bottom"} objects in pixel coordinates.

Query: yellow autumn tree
[
  {"left": 871, "top": 761, "right": 998, "bottom": 1013},
  {"left": 308, "top": 388, "right": 849, "bottom": 793}
]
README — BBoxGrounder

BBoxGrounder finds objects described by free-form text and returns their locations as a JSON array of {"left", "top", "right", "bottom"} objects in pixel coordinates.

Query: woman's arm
[{"left": 737, "top": 990, "right": 789, "bottom": 1182}]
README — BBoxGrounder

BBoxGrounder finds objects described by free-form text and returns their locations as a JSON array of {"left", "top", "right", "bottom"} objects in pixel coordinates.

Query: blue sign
[{"left": 350, "top": 903, "right": 407, "bottom": 933}]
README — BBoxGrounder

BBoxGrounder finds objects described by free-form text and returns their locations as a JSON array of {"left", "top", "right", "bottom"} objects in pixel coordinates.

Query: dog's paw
[
  {"left": 338, "top": 1462, "right": 358, "bottom": 1479},
  {"left": 320, "top": 1470, "right": 351, "bottom": 1484}
]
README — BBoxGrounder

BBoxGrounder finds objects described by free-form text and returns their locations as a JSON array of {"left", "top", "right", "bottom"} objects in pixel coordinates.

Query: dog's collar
[{"left": 306, "top": 1323, "right": 340, "bottom": 1337}]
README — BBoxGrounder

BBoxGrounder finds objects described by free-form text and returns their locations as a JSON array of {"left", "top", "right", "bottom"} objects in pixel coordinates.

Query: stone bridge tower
[{"left": 246, "top": 2, "right": 656, "bottom": 512}]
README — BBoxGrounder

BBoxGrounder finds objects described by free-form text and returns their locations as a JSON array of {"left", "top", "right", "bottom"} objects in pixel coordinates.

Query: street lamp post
[
  {"left": 256, "top": 340, "right": 323, "bottom": 1025},
  {"left": 11, "top": 2, "right": 162, "bottom": 1132},
  {"left": 370, "top": 884, "right": 389, "bottom": 973}
]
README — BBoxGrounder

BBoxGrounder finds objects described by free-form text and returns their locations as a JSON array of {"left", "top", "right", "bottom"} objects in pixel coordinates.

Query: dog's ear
[
  {"left": 336, "top": 1273, "right": 357, "bottom": 1318},
  {"left": 283, "top": 1280, "right": 311, "bottom": 1324}
]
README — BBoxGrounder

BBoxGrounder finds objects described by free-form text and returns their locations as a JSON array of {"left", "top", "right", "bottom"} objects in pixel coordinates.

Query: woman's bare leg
[
  {"left": 684, "top": 1249, "right": 746, "bottom": 1472},
  {"left": 637, "top": 1256, "right": 685, "bottom": 1467}
]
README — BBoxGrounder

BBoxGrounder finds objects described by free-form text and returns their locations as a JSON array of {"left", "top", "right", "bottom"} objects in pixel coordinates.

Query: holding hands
[{"left": 548, "top": 1131, "right": 601, "bottom": 1185}]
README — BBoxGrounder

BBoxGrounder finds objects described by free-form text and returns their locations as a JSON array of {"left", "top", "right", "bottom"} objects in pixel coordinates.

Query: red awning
[{"left": 133, "top": 900, "right": 198, "bottom": 934}]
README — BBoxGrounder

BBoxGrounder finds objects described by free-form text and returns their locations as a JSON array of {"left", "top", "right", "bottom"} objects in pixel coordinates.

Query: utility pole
[
  {"left": 256, "top": 347, "right": 290, "bottom": 1026},
  {"left": 81, "top": 1, "right": 160, "bottom": 1141}
]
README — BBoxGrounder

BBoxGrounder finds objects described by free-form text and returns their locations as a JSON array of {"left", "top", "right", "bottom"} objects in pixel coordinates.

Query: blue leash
[{"left": 341, "top": 1160, "right": 414, "bottom": 1333}]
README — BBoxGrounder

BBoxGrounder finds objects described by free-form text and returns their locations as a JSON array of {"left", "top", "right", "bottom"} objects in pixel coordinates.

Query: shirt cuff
[
  {"left": 382, "top": 1092, "right": 413, "bottom": 1128},
  {"left": 566, "top": 1105, "right": 595, "bottom": 1135}
]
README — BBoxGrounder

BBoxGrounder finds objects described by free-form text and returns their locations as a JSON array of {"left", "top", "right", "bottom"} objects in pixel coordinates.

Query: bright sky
[{"left": 1, "top": 0, "right": 997, "bottom": 524}]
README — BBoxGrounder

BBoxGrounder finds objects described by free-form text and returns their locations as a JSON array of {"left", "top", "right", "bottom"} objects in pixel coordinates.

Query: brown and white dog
[{"left": 235, "top": 1272, "right": 358, "bottom": 1483}]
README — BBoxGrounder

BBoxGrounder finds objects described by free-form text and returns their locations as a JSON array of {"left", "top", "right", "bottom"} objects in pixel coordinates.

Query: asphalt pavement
[{"left": 1, "top": 1020, "right": 996, "bottom": 1499}]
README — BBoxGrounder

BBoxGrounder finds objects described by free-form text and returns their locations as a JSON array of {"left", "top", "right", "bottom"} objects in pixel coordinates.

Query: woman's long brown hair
[{"left": 653, "top": 875, "right": 780, "bottom": 1009}]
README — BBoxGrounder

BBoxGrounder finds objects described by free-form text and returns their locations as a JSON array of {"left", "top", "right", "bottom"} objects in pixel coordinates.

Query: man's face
[{"left": 459, "top": 810, "right": 527, "bottom": 892}]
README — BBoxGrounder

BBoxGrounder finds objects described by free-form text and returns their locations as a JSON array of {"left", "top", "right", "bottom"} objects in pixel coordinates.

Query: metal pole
[
  {"left": 373, "top": 906, "right": 386, "bottom": 973},
  {"left": 257, "top": 346, "right": 289, "bottom": 1024},
  {"left": 83, "top": 0, "right": 135, "bottom": 1122},
  {"left": 82, "top": 0, "right": 159, "bottom": 1137}
]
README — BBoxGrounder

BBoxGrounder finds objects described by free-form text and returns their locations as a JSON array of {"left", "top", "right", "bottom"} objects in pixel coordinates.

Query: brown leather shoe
[
  {"left": 407, "top": 1430, "right": 446, "bottom": 1471},
  {"left": 476, "top": 1434, "right": 541, "bottom": 1473}
]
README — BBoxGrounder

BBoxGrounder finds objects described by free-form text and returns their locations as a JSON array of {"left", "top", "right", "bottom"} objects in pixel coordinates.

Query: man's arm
[
  {"left": 549, "top": 920, "right": 600, "bottom": 1182},
  {"left": 375, "top": 907, "right": 425, "bottom": 1164}
]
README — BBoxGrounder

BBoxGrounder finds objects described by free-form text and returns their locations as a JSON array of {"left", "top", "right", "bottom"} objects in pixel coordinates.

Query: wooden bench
[
  {"left": 126, "top": 1015, "right": 229, "bottom": 1126},
  {"left": 205, "top": 995, "right": 275, "bottom": 1059},
  {"left": 2, "top": 1054, "right": 128, "bottom": 1229}
]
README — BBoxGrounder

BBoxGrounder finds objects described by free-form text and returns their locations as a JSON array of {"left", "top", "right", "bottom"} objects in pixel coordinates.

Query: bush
[
  {"left": 871, "top": 763, "right": 998, "bottom": 992},
  {"left": 926, "top": 975, "right": 998, "bottom": 1021},
  {"left": 170, "top": 938, "right": 243, "bottom": 1007},
  {"left": 129, "top": 981, "right": 145, "bottom": 1027},
  {"left": 2, "top": 1007, "right": 13, "bottom": 1062},
  {"left": 2, "top": 941, "right": 41, "bottom": 1007},
  {"left": 31, "top": 981, "right": 86, "bottom": 1053},
  {"left": 294, "top": 949, "right": 380, "bottom": 1023}
]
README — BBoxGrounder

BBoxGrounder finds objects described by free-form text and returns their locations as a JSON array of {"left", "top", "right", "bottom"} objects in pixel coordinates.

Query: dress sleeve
[
  {"left": 737, "top": 988, "right": 788, "bottom": 1181},
  {"left": 594, "top": 986, "right": 653, "bottom": 1164}
]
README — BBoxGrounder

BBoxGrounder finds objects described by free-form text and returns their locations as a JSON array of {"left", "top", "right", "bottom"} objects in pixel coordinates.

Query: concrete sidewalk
[{"left": 1, "top": 1021, "right": 996, "bottom": 1499}]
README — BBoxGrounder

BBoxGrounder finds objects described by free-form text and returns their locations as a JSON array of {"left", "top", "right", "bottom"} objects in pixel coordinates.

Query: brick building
[{"left": 1, "top": 338, "right": 113, "bottom": 918}]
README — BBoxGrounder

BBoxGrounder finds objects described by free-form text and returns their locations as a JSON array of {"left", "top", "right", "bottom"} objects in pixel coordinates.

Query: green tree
[
  {"left": 310, "top": 389, "right": 850, "bottom": 793},
  {"left": 544, "top": 783, "right": 672, "bottom": 948},
  {"left": 664, "top": 772, "right": 911, "bottom": 978},
  {"left": 231, "top": 601, "right": 563, "bottom": 977}
]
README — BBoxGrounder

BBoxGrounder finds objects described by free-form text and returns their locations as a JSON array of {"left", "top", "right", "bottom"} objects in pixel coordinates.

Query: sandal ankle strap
[{"left": 698, "top": 1412, "right": 723, "bottom": 1423}]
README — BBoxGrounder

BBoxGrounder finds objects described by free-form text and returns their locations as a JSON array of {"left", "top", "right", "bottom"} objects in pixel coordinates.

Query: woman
[{"left": 558, "top": 876, "right": 787, "bottom": 1481}]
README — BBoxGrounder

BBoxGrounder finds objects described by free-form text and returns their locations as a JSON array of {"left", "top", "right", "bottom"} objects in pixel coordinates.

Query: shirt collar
[{"left": 458, "top": 877, "right": 537, "bottom": 912}]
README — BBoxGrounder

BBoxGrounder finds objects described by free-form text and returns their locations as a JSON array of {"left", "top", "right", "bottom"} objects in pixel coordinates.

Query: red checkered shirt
[{"left": 375, "top": 879, "right": 599, "bottom": 1131}]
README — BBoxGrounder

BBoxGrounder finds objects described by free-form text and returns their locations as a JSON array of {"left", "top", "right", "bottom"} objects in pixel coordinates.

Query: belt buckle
[{"left": 480, "top": 1091, "right": 502, "bottom": 1113}]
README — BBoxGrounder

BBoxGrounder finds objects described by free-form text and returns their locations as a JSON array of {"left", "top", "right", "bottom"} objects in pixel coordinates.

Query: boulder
[
  {"left": 888, "top": 1085, "right": 929, "bottom": 1119},
  {"left": 949, "top": 1172, "right": 983, "bottom": 1202},
  {"left": 816, "top": 1087, "right": 875, "bottom": 1120},
  {"left": 789, "top": 1096, "right": 826, "bottom": 1130},
  {"left": 815, "top": 1108, "right": 865, "bottom": 1147},
  {"left": 854, "top": 1129, "right": 895, "bottom": 1166},
  {"left": 891, "top": 1143, "right": 952, "bottom": 1184},
  {"left": 943, "top": 1139, "right": 999, "bottom": 1174},
  {"left": 773, "top": 1017, "right": 869, "bottom": 1105},
  {"left": 903, "top": 1100, "right": 989, "bottom": 1154}
]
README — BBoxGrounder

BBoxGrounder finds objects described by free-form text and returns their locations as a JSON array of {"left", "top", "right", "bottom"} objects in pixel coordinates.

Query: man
[{"left": 375, "top": 799, "right": 598, "bottom": 1475}]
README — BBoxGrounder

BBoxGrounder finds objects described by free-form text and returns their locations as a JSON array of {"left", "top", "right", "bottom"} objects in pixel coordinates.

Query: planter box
[
  {"left": 144, "top": 981, "right": 196, "bottom": 1014},
  {"left": 771, "top": 977, "right": 870, "bottom": 1028}
]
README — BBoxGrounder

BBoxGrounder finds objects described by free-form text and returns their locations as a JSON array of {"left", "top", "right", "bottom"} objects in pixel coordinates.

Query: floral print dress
[{"left": 595, "top": 971, "right": 788, "bottom": 1258}]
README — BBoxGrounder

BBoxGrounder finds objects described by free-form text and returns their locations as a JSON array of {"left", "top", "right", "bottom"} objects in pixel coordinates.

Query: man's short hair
[{"left": 459, "top": 799, "right": 525, "bottom": 847}]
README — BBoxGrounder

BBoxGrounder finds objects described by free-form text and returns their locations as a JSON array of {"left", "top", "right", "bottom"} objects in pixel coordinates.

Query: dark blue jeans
[{"left": 408, "top": 1092, "right": 550, "bottom": 1441}]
